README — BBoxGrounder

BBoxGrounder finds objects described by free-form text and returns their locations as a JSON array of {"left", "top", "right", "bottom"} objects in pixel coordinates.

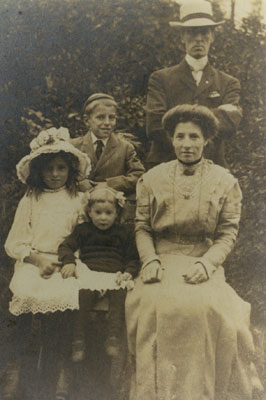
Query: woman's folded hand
[
  {"left": 142, "top": 261, "right": 163, "bottom": 284},
  {"left": 183, "top": 261, "right": 209, "bottom": 284}
]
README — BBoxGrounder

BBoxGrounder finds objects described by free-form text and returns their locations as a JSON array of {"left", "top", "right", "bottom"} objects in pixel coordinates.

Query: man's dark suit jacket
[
  {"left": 146, "top": 59, "right": 242, "bottom": 166},
  {"left": 70, "top": 132, "right": 145, "bottom": 196}
]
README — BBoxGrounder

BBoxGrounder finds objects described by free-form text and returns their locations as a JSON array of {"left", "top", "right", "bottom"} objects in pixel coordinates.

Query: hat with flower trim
[{"left": 16, "top": 127, "right": 91, "bottom": 183}]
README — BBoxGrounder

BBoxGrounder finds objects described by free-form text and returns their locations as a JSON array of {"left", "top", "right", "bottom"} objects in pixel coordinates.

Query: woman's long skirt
[{"left": 126, "top": 254, "right": 255, "bottom": 400}]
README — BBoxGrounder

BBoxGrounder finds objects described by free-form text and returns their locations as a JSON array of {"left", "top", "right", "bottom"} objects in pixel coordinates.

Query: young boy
[
  {"left": 58, "top": 187, "right": 139, "bottom": 365},
  {"left": 70, "top": 93, "right": 145, "bottom": 196}
]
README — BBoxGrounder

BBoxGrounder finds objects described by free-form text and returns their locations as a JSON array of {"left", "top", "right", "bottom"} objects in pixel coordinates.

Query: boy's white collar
[{"left": 90, "top": 131, "right": 109, "bottom": 146}]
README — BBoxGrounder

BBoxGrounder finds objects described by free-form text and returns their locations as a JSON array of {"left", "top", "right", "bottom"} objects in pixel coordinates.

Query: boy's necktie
[{"left": 95, "top": 139, "right": 104, "bottom": 160}]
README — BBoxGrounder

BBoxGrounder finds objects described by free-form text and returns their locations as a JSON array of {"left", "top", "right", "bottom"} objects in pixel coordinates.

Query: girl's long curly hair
[{"left": 26, "top": 151, "right": 80, "bottom": 198}]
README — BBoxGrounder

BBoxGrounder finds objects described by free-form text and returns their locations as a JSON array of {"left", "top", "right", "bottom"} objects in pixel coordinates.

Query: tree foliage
[{"left": 0, "top": 0, "right": 266, "bottom": 324}]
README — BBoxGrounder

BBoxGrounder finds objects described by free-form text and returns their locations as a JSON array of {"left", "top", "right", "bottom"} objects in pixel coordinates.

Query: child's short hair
[
  {"left": 86, "top": 187, "right": 125, "bottom": 214},
  {"left": 83, "top": 93, "right": 118, "bottom": 116},
  {"left": 27, "top": 151, "right": 79, "bottom": 198}
]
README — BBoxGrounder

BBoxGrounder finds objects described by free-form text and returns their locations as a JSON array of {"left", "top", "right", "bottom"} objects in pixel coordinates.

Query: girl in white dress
[{"left": 4, "top": 127, "right": 91, "bottom": 400}]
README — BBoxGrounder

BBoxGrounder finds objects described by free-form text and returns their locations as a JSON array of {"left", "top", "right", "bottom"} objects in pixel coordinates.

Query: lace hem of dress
[{"left": 9, "top": 296, "right": 79, "bottom": 316}]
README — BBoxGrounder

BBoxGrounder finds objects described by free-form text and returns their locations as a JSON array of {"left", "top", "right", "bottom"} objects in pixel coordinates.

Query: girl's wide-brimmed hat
[
  {"left": 169, "top": 0, "right": 224, "bottom": 28},
  {"left": 16, "top": 127, "right": 91, "bottom": 184}
]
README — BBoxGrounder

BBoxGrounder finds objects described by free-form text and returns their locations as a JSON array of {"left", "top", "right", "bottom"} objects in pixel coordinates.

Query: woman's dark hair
[
  {"left": 162, "top": 104, "right": 219, "bottom": 140},
  {"left": 26, "top": 151, "right": 80, "bottom": 198}
]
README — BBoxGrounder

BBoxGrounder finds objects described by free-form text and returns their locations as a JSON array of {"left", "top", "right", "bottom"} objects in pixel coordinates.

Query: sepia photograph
[{"left": 0, "top": 0, "right": 266, "bottom": 399}]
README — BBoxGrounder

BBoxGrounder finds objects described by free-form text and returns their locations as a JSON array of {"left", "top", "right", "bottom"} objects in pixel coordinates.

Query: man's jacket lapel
[
  {"left": 196, "top": 63, "right": 215, "bottom": 96},
  {"left": 178, "top": 60, "right": 197, "bottom": 91}
]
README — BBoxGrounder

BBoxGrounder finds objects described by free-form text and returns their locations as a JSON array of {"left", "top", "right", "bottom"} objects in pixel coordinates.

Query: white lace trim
[
  {"left": 9, "top": 295, "right": 79, "bottom": 316},
  {"left": 9, "top": 260, "right": 135, "bottom": 316}
]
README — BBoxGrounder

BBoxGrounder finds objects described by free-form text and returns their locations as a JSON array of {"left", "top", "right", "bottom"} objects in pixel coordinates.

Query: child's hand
[
  {"left": 115, "top": 272, "right": 133, "bottom": 285},
  {"left": 61, "top": 263, "right": 76, "bottom": 279},
  {"left": 121, "top": 272, "right": 133, "bottom": 281}
]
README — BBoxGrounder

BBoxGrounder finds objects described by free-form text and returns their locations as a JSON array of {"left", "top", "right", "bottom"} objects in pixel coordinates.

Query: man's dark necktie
[{"left": 95, "top": 139, "right": 104, "bottom": 160}]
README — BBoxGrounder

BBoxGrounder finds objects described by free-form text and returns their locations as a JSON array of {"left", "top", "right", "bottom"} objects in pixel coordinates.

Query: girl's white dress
[{"left": 5, "top": 187, "right": 120, "bottom": 316}]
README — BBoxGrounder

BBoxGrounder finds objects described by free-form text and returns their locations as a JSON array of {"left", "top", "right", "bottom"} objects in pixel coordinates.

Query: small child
[
  {"left": 58, "top": 186, "right": 139, "bottom": 365},
  {"left": 70, "top": 92, "right": 145, "bottom": 222},
  {"left": 4, "top": 127, "right": 91, "bottom": 399}
]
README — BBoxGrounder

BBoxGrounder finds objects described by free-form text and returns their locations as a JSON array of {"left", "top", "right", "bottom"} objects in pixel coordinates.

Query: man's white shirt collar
[{"left": 185, "top": 54, "right": 208, "bottom": 72}]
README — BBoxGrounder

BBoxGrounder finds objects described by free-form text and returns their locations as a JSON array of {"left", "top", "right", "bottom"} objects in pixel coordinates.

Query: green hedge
[{"left": 0, "top": 0, "right": 266, "bottom": 323}]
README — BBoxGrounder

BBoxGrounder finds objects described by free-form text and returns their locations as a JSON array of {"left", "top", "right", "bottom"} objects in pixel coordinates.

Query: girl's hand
[
  {"left": 24, "top": 252, "right": 58, "bottom": 279},
  {"left": 35, "top": 255, "right": 57, "bottom": 279},
  {"left": 40, "top": 263, "right": 57, "bottom": 279},
  {"left": 61, "top": 263, "right": 76, "bottom": 279},
  {"left": 183, "top": 262, "right": 208, "bottom": 285},
  {"left": 142, "top": 261, "right": 163, "bottom": 284}
]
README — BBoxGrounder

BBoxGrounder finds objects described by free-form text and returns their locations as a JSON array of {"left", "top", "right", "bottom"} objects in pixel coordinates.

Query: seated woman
[{"left": 126, "top": 104, "right": 258, "bottom": 400}]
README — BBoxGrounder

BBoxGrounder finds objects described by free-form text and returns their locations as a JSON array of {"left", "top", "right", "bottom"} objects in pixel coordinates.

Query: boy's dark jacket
[{"left": 70, "top": 132, "right": 145, "bottom": 195}]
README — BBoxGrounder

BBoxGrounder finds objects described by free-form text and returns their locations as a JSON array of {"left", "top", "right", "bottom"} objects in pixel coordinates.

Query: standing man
[{"left": 146, "top": 0, "right": 242, "bottom": 168}]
